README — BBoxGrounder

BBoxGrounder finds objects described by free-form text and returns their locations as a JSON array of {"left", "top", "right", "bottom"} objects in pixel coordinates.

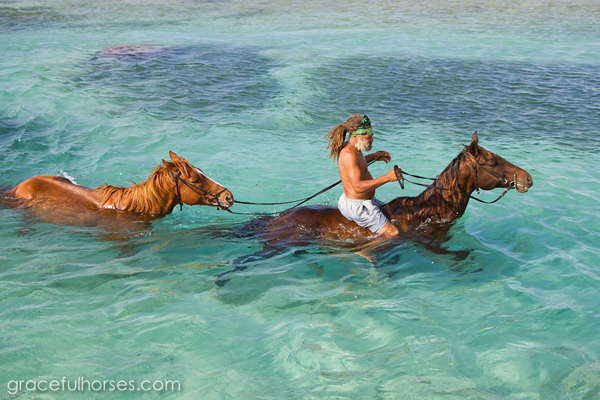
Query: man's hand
[
  {"left": 368, "top": 151, "right": 392, "bottom": 163},
  {"left": 384, "top": 168, "right": 399, "bottom": 183}
]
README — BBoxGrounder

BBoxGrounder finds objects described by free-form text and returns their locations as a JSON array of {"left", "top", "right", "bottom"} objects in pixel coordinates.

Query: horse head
[
  {"left": 464, "top": 132, "right": 533, "bottom": 194},
  {"left": 164, "top": 151, "right": 234, "bottom": 209}
]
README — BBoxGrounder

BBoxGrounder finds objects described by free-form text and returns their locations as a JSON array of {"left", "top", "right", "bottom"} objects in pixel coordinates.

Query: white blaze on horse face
[{"left": 194, "top": 167, "right": 225, "bottom": 189}]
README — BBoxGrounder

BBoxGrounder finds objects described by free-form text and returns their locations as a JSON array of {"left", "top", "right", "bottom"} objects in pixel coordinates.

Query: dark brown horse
[
  {"left": 260, "top": 132, "right": 532, "bottom": 246},
  {"left": 5, "top": 151, "right": 234, "bottom": 228},
  {"left": 215, "top": 132, "right": 532, "bottom": 285}
]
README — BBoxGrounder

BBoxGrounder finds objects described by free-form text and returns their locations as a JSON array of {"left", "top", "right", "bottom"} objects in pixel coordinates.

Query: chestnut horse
[
  {"left": 5, "top": 151, "right": 234, "bottom": 228},
  {"left": 260, "top": 132, "right": 532, "bottom": 246}
]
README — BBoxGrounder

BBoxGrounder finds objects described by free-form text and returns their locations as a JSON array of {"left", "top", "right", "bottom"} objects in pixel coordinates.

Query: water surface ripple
[{"left": 1, "top": 0, "right": 599, "bottom": 399}]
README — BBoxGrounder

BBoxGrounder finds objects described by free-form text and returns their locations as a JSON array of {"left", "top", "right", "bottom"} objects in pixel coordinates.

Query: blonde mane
[{"left": 97, "top": 159, "right": 197, "bottom": 214}]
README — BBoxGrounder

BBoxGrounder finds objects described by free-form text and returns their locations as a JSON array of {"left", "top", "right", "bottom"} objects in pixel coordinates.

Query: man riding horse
[{"left": 325, "top": 114, "right": 400, "bottom": 238}]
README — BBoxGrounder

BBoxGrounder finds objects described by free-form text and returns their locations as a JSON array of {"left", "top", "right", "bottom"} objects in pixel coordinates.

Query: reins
[
  {"left": 168, "top": 169, "right": 229, "bottom": 211},
  {"left": 194, "top": 150, "right": 517, "bottom": 216},
  {"left": 393, "top": 151, "right": 516, "bottom": 204}
]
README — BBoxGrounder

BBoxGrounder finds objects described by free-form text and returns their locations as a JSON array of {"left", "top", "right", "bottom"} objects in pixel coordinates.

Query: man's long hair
[{"left": 324, "top": 113, "right": 365, "bottom": 162}]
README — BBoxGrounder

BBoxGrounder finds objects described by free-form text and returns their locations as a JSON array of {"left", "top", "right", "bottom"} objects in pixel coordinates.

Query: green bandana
[
  {"left": 350, "top": 126, "right": 373, "bottom": 136},
  {"left": 349, "top": 116, "right": 373, "bottom": 136}
]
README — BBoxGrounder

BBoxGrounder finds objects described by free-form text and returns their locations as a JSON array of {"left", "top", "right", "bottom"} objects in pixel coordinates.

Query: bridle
[
  {"left": 463, "top": 151, "right": 517, "bottom": 195},
  {"left": 393, "top": 150, "right": 518, "bottom": 204},
  {"left": 168, "top": 169, "right": 229, "bottom": 211}
]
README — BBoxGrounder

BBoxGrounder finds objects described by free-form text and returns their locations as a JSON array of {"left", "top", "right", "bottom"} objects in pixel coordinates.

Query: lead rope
[
  {"left": 172, "top": 171, "right": 183, "bottom": 211},
  {"left": 226, "top": 179, "right": 344, "bottom": 216},
  {"left": 228, "top": 160, "right": 379, "bottom": 215}
]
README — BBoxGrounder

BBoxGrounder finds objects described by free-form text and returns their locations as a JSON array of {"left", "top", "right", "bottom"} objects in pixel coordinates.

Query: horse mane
[
  {"left": 97, "top": 159, "right": 197, "bottom": 214},
  {"left": 421, "top": 150, "right": 466, "bottom": 203},
  {"left": 387, "top": 148, "right": 471, "bottom": 217},
  {"left": 414, "top": 145, "right": 487, "bottom": 209}
]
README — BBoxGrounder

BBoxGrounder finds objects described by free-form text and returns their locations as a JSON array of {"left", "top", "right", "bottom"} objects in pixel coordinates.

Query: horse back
[
  {"left": 265, "top": 205, "right": 373, "bottom": 240},
  {"left": 8, "top": 175, "right": 102, "bottom": 207}
]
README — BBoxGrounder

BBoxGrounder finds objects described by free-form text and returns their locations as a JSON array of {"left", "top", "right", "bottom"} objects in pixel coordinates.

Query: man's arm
[
  {"left": 340, "top": 152, "right": 397, "bottom": 195},
  {"left": 365, "top": 151, "right": 391, "bottom": 164}
]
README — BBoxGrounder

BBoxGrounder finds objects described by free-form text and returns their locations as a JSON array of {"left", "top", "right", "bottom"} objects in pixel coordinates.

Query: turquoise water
[{"left": 1, "top": 0, "right": 600, "bottom": 398}]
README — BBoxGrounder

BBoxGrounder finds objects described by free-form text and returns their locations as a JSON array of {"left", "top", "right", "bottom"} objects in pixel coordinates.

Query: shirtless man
[{"left": 325, "top": 114, "right": 400, "bottom": 237}]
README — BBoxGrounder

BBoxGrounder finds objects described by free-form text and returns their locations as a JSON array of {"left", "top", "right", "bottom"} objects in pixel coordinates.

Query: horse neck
[
  {"left": 388, "top": 152, "right": 475, "bottom": 224},
  {"left": 98, "top": 167, "right": 177, "bottom": 215}
]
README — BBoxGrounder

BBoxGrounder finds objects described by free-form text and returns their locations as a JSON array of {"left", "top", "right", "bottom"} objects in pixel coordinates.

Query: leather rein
[
  {"left": 168, "top": 169, "right": 229, "bottom": 211},
  {"left": 223, "top": 150, "right": 519, "bottom": 215}
]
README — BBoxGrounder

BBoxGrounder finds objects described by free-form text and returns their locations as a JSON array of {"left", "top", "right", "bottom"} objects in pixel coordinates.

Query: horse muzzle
[
  {"left": 515, "top": 172, "right": 533, "bottom": 193},
  {"left": 217, "top": 189, "right": 235, "bottom": 209}
]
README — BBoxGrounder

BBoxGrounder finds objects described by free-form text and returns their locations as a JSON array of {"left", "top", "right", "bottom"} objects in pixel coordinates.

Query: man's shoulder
[
  {"left": 338, "top": 148, "right": 356, "bottom": 166},
  {"left": 339, "top": 147, "right": 366, "bottom": 172},
  {"left": 339, "top": 146, "right": 359, "bottom": 159}
]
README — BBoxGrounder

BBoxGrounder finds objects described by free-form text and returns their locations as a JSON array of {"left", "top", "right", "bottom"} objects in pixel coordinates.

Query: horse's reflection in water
[{"left": 217, "top": 132, "right": 533, "bottom": 286}]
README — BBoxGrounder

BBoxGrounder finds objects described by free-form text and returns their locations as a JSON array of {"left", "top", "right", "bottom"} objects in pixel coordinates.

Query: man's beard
[{"left": 355, "top": 137, "right": 372, "bottom": 152}]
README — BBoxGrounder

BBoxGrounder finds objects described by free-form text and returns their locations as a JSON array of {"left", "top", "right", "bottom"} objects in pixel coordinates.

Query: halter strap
[{"left": 463, "top": 151, "right": 512, "bottom": 192}]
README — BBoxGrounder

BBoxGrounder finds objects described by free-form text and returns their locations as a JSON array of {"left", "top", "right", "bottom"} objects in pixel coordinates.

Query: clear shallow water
[{"left": 1, "top": 0, "right": 599, "bottom": 398}]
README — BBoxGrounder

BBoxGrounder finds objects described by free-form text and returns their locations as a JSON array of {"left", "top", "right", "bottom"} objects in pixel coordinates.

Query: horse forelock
[{"left": 163, "top": 158, "right": 197, "bottom": 179}]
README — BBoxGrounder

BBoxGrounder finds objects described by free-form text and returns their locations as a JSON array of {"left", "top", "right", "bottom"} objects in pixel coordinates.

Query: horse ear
[
  {"left": 169, "top": 150, "right": 181, "bottom": 161},
  {"left": 468, "top": 131, "right": 479, "bottom": 156}
]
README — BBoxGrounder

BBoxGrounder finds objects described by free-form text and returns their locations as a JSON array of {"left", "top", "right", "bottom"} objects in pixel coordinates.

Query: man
[{"left": 325, "top": 114, "right": 400, "bottom": 237}]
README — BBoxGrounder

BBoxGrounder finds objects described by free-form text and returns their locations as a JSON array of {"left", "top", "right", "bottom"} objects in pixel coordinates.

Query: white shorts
[{"left": 337, "top": 193, "right": 388, "bottom": 234}]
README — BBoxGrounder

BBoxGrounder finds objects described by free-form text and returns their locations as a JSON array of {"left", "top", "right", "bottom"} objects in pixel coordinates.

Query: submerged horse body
[
  {"left": 262, "top": 132, "right": 533, "bottom": 245},
  {"left": 5, "top": 151, "right": 234, "bottom": 228}
]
